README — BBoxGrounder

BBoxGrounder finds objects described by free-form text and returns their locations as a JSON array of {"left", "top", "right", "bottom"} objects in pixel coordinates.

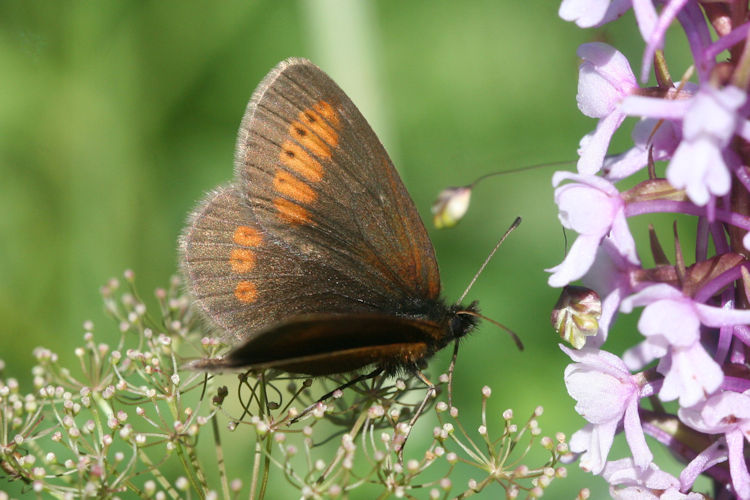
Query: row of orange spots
[
  {"left": 233, "top": 225, "right": 262, "bottom": 246},
  {"left": 311, "top": 101, "right": 340, "bottom": 128},
  {"left": 229, "top": 249, "right": 255, "bottom": 273},
  {"left": 273, "top": 100, "right": 340, "bottom": 225},
  {"left": 234, "top": 281, "right": 257, "bottom": 304},
  {"left": 274, "top": 197, "right": 312, "bottom": 225},
  {"left": 273, "top": 170, "right": 316, "bottom": 204},
  {"left": 289, "top": 122, "right": 331, "bottom": 159},
  {"left": 231, "top": 225, "right": 262, "bottom": 303},
  {"left": 280, "top": 141, "right": 323, "bottom": 182}
]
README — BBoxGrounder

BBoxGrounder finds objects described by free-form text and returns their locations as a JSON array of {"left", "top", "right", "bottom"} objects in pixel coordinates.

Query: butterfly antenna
[
  {"left": 457, "top": 309, "right": 523, "bottom": 350},
  {"left": 456, "top": 217, "right": 521, "bottom": 305}
]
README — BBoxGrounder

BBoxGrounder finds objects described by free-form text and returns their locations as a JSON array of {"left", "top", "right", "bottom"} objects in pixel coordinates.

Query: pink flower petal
[
  {"left": 665, "top": 86, "right": 745, "bottom": 206},
  {"left": 560, "top": 0, "right": 632, "bottom": 28},
  {"left": 683, "top": 86, "right": 745, "bottom": 142},
  {"left": 603, "top": 147, "right": 649, "bottom": 181},
  {"left": 604, "top": 118, "right": 680, "bottom": 181},
  {"left": 638, "top": 299, "right": 699, "bottom": 346},
  {"left": 659, "top": 344, "right": 723, "bottom": 406},
  {"left": 701, "top": 391, "right": 750, "bottom": 426},
  {"left": 602, "top": 458, "right": 679, "bottom": 490},
  {"left": 677, "top": 439, "right": 728, "bottom": 491},
  {"left": 695, "top": 302, "right": 750, "bottom": 328},
  {"left": 623, "top": 396, "right": 653, "bottom": 468},
  {"left": 623, "top": 339, "right": 668, "bottom": 371},
  {"left": 631, "top": 0, "right": 658, "bottom": 41},
  {"left": 609, "top": 210, "right": 639, "bottom": 265},
  {"left": 567, "top": 371, "right": 632, "bottom": 423},
  {"left": 621, "top": 283, "right": 683, "bottom": 311},
  {"left": 577, "top": 111, "right": 627, "bottom": 174},
  {"left": 726, "top": 428, "right": 750, "bottom": 499},
  {"left": 571, "top": 420, "right": 618, "bottom": 474},
  {"left": 577, "top": 42, "right": 638, "bottom": 117},
  {"left": 667, "top": 136, "right": 729, "bottom": 206},
  {"left": 548, "top": 235, "right": 602, "bottom": 286},
  {"left": 552, "top": 170, "right": 621, "bottom": 194},
  {"left": 557, "top": 184, "right": 617, "bottom": 235},
  {"left": 620, "top": 94, "right": 690, "bottom": 120}
]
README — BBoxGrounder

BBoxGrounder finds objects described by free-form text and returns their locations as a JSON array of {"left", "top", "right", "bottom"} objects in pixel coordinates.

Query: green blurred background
[{"left": 0, "top": 1, "right": 678, "bottom": 497}]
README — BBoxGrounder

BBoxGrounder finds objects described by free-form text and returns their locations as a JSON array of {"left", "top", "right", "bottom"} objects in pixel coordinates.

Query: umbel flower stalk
[
  {"left": 0, "top": 272, "right": 572, "bottom": 498},
  {"left": 553, "top": 1, "right": 750, "bottom": 498}
]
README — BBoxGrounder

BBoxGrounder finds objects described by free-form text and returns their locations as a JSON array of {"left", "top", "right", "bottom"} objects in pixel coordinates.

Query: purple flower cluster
[{"left": 553, "top": 1, "right": 750, "bottom": 498}]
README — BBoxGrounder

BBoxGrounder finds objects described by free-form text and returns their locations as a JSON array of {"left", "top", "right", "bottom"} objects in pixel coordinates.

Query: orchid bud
[
  {"left": 431, "top": 186, "right": 472, "bottom": 229},
  {"left": 551, "top": 285, "right": 601, "bottom": 349}
]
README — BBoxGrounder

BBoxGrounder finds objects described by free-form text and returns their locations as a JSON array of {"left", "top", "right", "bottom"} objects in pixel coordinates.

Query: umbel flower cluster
[
  {"left": 0, "top": 272, "right": 571, "bottom": 499},
  {"left": 550, "top": 1, "right": 750, "bottom": 499}
]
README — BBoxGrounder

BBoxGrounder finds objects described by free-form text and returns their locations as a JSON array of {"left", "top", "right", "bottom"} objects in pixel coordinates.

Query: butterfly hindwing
[{"left": 181, "top": 185, "right": 393, "bottom": 343}]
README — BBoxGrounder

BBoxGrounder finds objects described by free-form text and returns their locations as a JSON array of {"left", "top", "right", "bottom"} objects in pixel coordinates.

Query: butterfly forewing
[{"left": 233, "top": 58, "right": 440, "bottom": 301}]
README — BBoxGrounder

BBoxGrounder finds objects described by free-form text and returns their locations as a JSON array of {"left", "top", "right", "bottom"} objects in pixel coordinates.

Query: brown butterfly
[{"left": 180, "top": 58, "right": 489, "bottom": 384}]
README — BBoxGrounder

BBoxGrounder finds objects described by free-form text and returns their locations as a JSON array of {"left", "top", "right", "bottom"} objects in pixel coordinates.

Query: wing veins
[{"left": 240, "top": 123, "right": 422, "bottom": 296}]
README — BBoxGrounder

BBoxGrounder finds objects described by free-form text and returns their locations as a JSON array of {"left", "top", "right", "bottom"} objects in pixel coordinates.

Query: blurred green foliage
[{"left": 0, "top": 1, "right": 682, "bottom": 497}]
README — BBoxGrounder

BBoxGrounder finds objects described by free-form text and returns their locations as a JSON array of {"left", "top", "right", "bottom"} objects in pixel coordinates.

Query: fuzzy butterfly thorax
[{"left": 181, "top": 58, "right": 483, "bottom": 377}]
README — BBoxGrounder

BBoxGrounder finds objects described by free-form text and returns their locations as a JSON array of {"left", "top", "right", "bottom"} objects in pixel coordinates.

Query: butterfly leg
[
  {"left": 447, "top": 340, "right": 460, "bottom": 408},
  {"left": 290, "top": 367, "right": 384, "bottom": 424},
  {"left": 397, "top": 370, "right": 437, "bottom": 462}
]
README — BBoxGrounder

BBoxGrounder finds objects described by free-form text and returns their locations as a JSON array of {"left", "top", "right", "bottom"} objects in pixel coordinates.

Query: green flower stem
[
  {"left": 453, "top": 414, "right": 489, "bottom": 465},
  {"left": 249, "top": 436, "right": 264, "bottom": 499},
  {"left": 318, "top": 407, "right": 369, "bottom": 483},
  {"left": 174, "top": 438, "right": 205, "bottom": 500},
  {"left": 135, "top": 442, "right": 180, "bottom": 499},
  {"left": 211, "top": 414, "right": 231, "bottom": 500},
  {"left": 165, "top": 390, "right": 207, "bottom": 499},
  {"left": 257, "top": 376, "right": 272, "bottom": 499}
]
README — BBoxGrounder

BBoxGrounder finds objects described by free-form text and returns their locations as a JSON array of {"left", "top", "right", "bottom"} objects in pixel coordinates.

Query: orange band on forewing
[
  {"left": 234, "top": 281, "right": 258, "bottom": 303},
  {"left": 229, "top": 248, "right": 256, "bottom": 273},
  {"left": 233, "top": 226, "right": 263, "bottom": 247},
  {"left": 313, "top": 100, "right": 340, "bottom": 127},
  {"left": 298, "top": 109, "right": 338, "bottom": 148},
  {"left": 272, "top": 101, "right": 340, "bottom": 225},
  {"left": 280, "top": 141, "right": 323, "bottom": 182},
  {"left": 273, "top": 170, "right": 317, "bottom": 204},
  {"left": 289, "top": 121, "right": 331, "bottom": 159},
  {"left": 273, "top": 197, "right": 312, "bottom": 225}
]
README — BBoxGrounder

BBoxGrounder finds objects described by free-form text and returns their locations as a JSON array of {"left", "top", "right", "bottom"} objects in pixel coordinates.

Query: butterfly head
[{"left": 449, "top": 301, "right": 480, "bottom": 342}]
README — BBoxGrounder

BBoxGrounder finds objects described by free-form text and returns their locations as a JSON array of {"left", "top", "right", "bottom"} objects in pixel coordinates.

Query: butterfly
[{"left": 180, "top": 58, "right": 486, "bottom": 380}]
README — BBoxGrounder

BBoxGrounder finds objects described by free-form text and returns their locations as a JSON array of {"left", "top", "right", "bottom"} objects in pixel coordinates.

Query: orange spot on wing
[
  {"left": 234, "top": 281, "right": 258, "bottom": 303},
  {"left": 289, "top": 121, "right": 331, "bottom": 159},
  {"left": 298, "top": 109, "right": 338, "bottom": 148},
  {"left": 273, "top": 170, "right": 316, "bottom": 204},
  {"left": 314, "top": 100, "right": 340, "bottom": 127},
  {"left": 280, "top": 141, "right": 324, "bottom": 182},
  {"left": 274, "top": 197, "right": 312, "bottom": 225},
  {"left": 233, "top": 226, "right": 262, "bottom": 247},
  {"left": 229, "top": 248, "right": 256, "bottom": 273}
]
